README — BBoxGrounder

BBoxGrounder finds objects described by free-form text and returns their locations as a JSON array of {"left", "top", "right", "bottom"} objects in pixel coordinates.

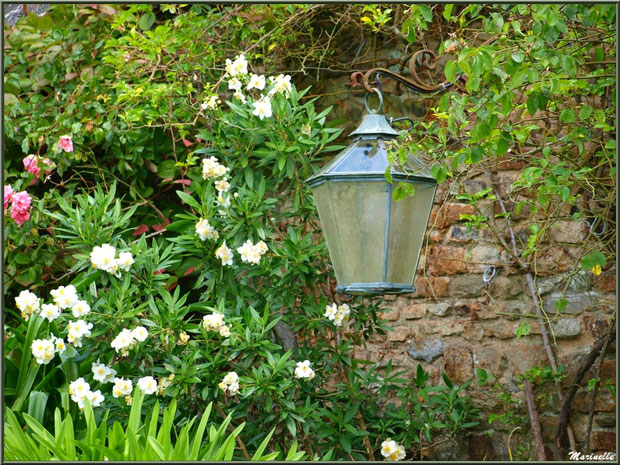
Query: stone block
[
  {"left": 581, "top": 315, "right": 612, "bottom": 338},
  {"left": 378, "top": 308, "right": 400, "bottom": 321},
  {"left": 468, "top": 434, "right": 497, "bottom": 460},
  {"left": 590, "top": 431, "right": 616, "bottom": 451},
  {"left": 548, "top": 220, "right": 587, "bottom": 243},
  {"left": 440, "top": 321, "right": 464, "bottom": 336},
  {"left": 448, "top": 179, "right": 487, "bottom": 197},
  {"left": 574, "top": 389, "right": 616, "bottom": 413},
  {"left": 408, "top": 338, "right": 443, "bottom": 362},
  {"left": 594, "top": 413, "right": 616, "bottom": 428},
  {"left": 436, "top": 203, "right": 476, "bottom": 229},
  {"left": 550, "top": 318, "right": 582, "bottom": 338},
  {"left": 428, "top": 302, "right": 451, "bottom": 317},
  {"left": 414, "top": 276, "right": 450, "bottom": 298},
  {"left": 484, "top": 320, "right": 519, "bottom": 339},
  {"left": 593, "top": 270, "right": 616, "bottom": 292},
  {"left": 536, "top": 271, "right": 591, "bottom": 295},
  {"left": 427, "top": 245, "right": 468, "bottom": 276},
  {"left": 450, "top": 274, "right": 486, "bottom": 298},
  {"left": 449, "top": 224, "right": 479, "bottom": 243},
  {"left": 444, "top": 344, "right": 474, "bottom": 383},
  {"left": 490, "top": 276, "right": 524, "bottom": 299},
  {"left": 387, "top": 326, "right": 411, "bottom": 343},
  {"left": 543, "top": 292, "right": 599, "bottom": 315},
  {"left": 401, "top": 303, "right": 426, "bottom": 320}
]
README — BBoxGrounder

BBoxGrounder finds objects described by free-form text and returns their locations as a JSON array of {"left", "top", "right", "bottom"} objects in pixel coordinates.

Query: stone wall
[{"left": 304, "top": 34, "right": 616, "bottom": 461}]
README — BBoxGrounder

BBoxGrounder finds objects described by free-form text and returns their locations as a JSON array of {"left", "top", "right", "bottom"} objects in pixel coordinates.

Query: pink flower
[
  {"left": 10, "top": 191, "right": 32, "bottom": 226},
  {"left": 23, "top": 155, "right": 41, "bottom": 177},
  {"left": 4, "top": 185, "right": 14, "bottom": 211},
  {"left": 58, "top": 135, "right": 74, "bottom": 153}
]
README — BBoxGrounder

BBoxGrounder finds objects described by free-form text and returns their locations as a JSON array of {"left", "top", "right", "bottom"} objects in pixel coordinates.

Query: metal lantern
[{"left": 307, "top": 90, "right": 437, "bottom": 296}]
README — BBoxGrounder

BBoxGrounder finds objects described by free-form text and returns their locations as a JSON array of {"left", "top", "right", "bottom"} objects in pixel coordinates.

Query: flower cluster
[
  {"left": 268, "top": 74, "right": 292, "bottom": 95},
  {"left": 201, "top": 156, "right": 229, "bottom": 180},
  {"left": 67, "top": 320, "right": 93, "bottom": 348},
  {"left": 215, "top": 241, "right": 233, "bottom": 266},
  {"left": 218, "top": 371, "right": 240, "bottom": 395},
  {"left": 110, "top": 326, "right": 148, "bottom": 355},
  {"left": 15, "top": 289, "right": 41, "bottom": 320},
  {"left": 294, "top": 360, "right": 315, "bottom": 380},
  {"left": 4, "top": 186, "right": 32, "bottom": 226},
  {"left": 324, "top": 303, "right": 350, "bottom": 327},
  {"left": 112, "top": 377, "right": 133, "bottom": 399},
  {"left": 195, "top": 218, "right": 219, "bottom": 241},
  {"left": 69, "top": 378, "right": 104, "bottom": 409},
  {"left": 90, "top": 244, "right": 134, "bottom": 276},
  {"left": 381, "top": 439, "right": 406, "bottom": 461},
  {"left": 31, "top": 337, "right": 65, "bottom": 365},
  {"left": 58, "top": 134, "right": 74, "bottom": 153},
  {"left": 202, "top": 311, "right": 231, "bottom": 337},
  {"left": 236, "top": 239, "right": 268, "bottom": 264},
  {"left": 23, "top": 154, "right": 52, "bottom": 178},
  {"left": 92, "top": 361, "right": 117, "bottom": 383}
]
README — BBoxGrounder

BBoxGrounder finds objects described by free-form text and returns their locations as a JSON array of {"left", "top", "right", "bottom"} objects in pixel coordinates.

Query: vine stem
[{"left": 481, "top": 166, "right": 577, "bottom": 455}]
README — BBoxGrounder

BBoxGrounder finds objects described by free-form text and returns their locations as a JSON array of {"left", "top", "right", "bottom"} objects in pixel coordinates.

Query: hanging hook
[{"left": 483, "top": 265, "right": 497, "bottom": 283}]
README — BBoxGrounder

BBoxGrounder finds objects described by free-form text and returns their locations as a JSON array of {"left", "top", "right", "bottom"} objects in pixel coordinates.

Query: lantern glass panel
[
  {"left": 385, "top": 181, "right": 437, "bottom": 284},
  {"left": 311, "top": 180, "right": 388, "bottom": 286}
]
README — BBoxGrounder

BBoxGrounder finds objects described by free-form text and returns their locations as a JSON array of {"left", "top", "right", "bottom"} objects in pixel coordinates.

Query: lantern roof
[{"left": 306, "top": 112, "right": 436, "bottom": 188}]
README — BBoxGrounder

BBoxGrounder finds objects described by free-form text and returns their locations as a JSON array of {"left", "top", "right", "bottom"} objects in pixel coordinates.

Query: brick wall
[{"left": 305, "top": 37, "right": 616, "bottom": 460}]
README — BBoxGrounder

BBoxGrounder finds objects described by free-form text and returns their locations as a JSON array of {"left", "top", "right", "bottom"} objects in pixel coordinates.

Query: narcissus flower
[
  {"left": 112, "top": 377, "right": 133, "bottom": 398},
  {"left": 50, "top": 285, "right": 79, "bottom": 310},
  {"left": 252, "top": 97, "right": 273, "bottom": 120},
  {"left": 269, "top": 74, "right": 292, "bottom": 95},
  {"left": 40, "top": 303, "right": 61, "bottom": 322},
  {"left": 92, "top": 361, "right": 116, "bottom": 383},
  {"left": 247, "top": 73, "right": 266, "bottom": 91},
  {"left": 71, "top": 300, "right": 91, "bottom": 318},
  {"left": 215, "top": 242, "right": 233, "bottom": 266},
  {"left": 219, "top": 371, "right": 239, "bottom": 395},
  {"left": 31, "top": 338, "right": 56, "bottom": 364},
  {"left": 196, "top": 218, "right": 219, "bottom": 241},
  {"left": 228, "top": 77, "right": 242, "bottom": 91},
  {"left": 381, "top": 439, "right": 406, "bottom": 461},
  {"left": 15, "top": 290, "right": 40, "bottom": 320}
]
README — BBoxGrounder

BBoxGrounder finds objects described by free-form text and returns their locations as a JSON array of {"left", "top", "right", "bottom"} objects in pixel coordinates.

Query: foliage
[
  {"left": 4, "top": 389, "right": 305, "bottom": 461},
  {"left": 3, "top": 4, "right": 482, "bottom": 461}
]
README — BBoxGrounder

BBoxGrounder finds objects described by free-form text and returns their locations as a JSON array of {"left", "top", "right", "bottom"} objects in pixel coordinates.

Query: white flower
[
  {"left": 112, "top": 377, "right": 133, "bottom": 398},
  {"left": 226, "top": 54, "right": 248, "bottom": 76},
  {"left": 15, "top": 290, "right": 40, "bottom": 320},
  {"left": 219, "top": 371, "right": 240, "bottom": 395},
  {"left": 90, "top": 244, "right": 118, "bottom": 273},
  {"left": 52, "top": 336, "right": 66, "bottom": 354},
  {"left": 117, "top": 252, "right": 134, "bottom": 271},
  {"left": 202, "top": 95, "right": 220, "bottom": 110},
  {"left": 67, "top": 320, "right": 93, "bottom": 347},
  {"left": 324, "top": 303, "right": 338, "bottom": 320},
  {"left": 202, "top": 156, "right": 229, "bottom": 180},
  {"left": 111, "top": 328, "right": 135, "bottom": 355},
  {"left": 247, "top": 73, "right": 265, "bottom": 91},
  {"left": 255, "top": 240, "right": 268, "bottom": 255},
  {"left": 71, "top": 300, "right": 91, "bottom": 318},
  {"left": 178, "top": 332, "right": 190, "bottom": 344},
  {"left": 215, "top": 242, "right": 233, "bottom": 266},
  {"left": 228, "top": 77, "right": 242, "bottom": 91},
  {"left": 252, "top": 97, "right": 272, "bottom": 120},
  {"left": 31, "top": 338, "right": 55, "bottom": 364},
  {"left": 92, "top": 361, "right": 109, "bottom": 383},
  {"left": 132, "top": 326, "right": 148, "bottom": 342},
  {"left": 217, "top": 193, "right": 231, "bottom": 209},
  {"left": 334, "top": 304, "right": 350, "bottom": 327},
  {"left": 219, "top": 325, "right": 231, "bottom": 337},
  {"left": 237, "top": 240, "right": 261, "bottom": 265},
  {"left": 69, "top": 377, "right": 91, "bottom": 404},
  {"left": 214, "top": 179, "right": 230, "bottom": 193},
  {"left": 233, "top": 91, "right": 247, "bottom": 103},
  {"left": 202, "top": 312, "right": 225, "bottom": 331},
  {"left": 294, "top": 360, "right": 315, "bottom": 380},
  {"left": 381, "top": 439, "right": 406, "bottom": 461},
  {"left": 87, "top": 390, "right": 105, "bottom": 407},
  {"left": 196, "top": 218, "right": 219, "bottom": 241},
  {"left": 50, "top": 285, "right": 78, "bottom": 310},
  {"left": 40, "top": 303, "right": 61, "bottom": 322},
  {"left": 269, "top": 74, "right": 292, "bottom": 95},
  {"left": 137, "top": 376, "right": 158, "bottom": 395}
]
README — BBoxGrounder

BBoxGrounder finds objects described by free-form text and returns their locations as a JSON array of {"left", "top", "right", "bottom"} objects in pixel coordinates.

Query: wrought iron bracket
[{"left": 351, "top": 48, "right": 465, "bottom": 95}]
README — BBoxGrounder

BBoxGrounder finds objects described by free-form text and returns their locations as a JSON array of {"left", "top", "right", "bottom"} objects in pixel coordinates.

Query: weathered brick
[
  {"left": 574, "top": 389, "right": 616, "bottom": 413},
  {"left": 427, "top": 245, "right": 468, "bottom": 276},
  {"left": 543, "top": 292, "right": 599, "bottom": 315},
  {"left": 581, "top": 315, "right": 612, "bottom": 338},
  {"left": 378, "top": 308, "right": 400, "bottom": 321},
  {"left": 451, "top": 275, "right": 486, "bottom": 298},
  {"left": 440, "top": 321, "right": 464, "bottom": 336},
  {"left": 548, "top": 220, "right": 587, "bottom": 243},
  {"left": 490, "top": 276, "right": 524, "bottom": 299},
  {"left": 449, "top": 225, "right": 479, "bottom": 243},
  {"left": 436, "top": 203, "right": 476, "bottom": 229}
]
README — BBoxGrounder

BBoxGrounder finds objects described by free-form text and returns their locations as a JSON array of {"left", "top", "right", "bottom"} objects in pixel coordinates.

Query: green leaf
[
  {"left": 511, "top": 51, "right": 524, "bottom": 63},
  {"left": 444, "top": 60, "right": 457, "bottom": 82},
  {"left": 157, "top": 160, "right": 177, "bottom": 178},
  {"left": 579, "top": 105, "right": 593, "bottom": 120},
  {"left": 526, "top": 93, "right": 538, "bottom": 116},
  {"left": 138, "top": 13, "right": 156, "bottom": 31},
  {"left": 559, "top": 109, "right": 575, "bottom": 123},
  {"left": 581, "top": 251, "right": 606, "bottom": 271},
  {"left": 419, "top": 5, "right": 433, "bottom": 22}
]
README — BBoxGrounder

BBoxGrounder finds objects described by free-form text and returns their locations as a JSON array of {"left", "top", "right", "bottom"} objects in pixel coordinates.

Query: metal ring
[
  {"left": 364, "top": 88, "right": 383, "bottom": 114},
  {"left": 482, "top": 265, "right": 497, "bottom": 283}
]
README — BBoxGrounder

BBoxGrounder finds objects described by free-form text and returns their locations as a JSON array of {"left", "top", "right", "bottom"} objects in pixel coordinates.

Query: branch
[{"left": 524, "top": 379, "right": 546, "bottom": 460}]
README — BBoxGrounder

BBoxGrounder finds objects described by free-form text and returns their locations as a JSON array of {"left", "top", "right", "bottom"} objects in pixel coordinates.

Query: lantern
[{"left": 306, "top": 90, "right": 437, "bottom": 296}]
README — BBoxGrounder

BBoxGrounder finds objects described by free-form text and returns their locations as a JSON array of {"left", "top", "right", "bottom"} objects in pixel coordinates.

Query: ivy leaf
[
  {"left": 419, "top": 5, "right": 433, "bottom": 22},
  {"left": 559, "top": 109, "right": 575, "bottom": 123}
]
